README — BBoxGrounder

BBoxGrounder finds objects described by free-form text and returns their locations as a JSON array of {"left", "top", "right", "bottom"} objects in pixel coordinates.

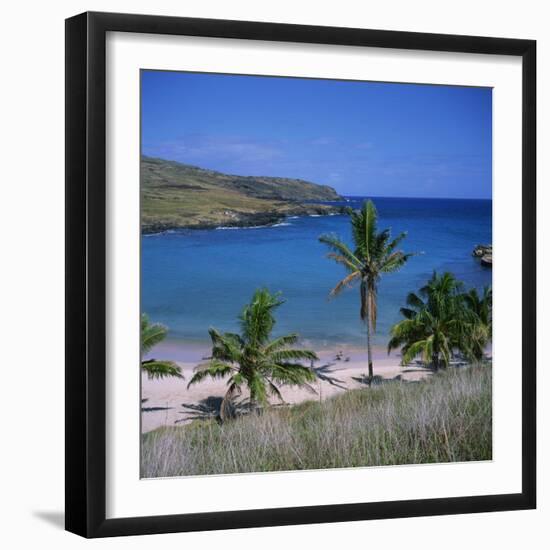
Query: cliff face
[{"left": 141, "top": 156, "right": 344, "bottom": 232}]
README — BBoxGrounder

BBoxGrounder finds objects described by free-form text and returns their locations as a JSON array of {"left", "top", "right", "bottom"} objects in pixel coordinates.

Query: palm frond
[
  {"left": 269, "top": 348, "right": 318, "bottom": 363},
  {"left": 326, "top": 252, "right": 360, "bottom": 273},
  {"left": 208, "top": 328, "right": 243, "bottom": 362},
  {"left": 380, "top": 251, "right": 415, "bottom": 273},
  {"left": 141, "top": 314, "right": 168, "bottom": 355},
  {"left": 385, "top": 231, "right": 408, "bottom": 254},
  {"left": 388, "top": 318, "right": 424, "bottom": 351},
  {"left": 329, "top": 270, "right": 361, "bottom": 297},
  {"left": 266, "top": 380, "right": 285, "bottom": 403},
  {"left": 400, "top": 338, "right": 431, "bottom": 366},
  {"left": 263, "top": 334, "right": 299, "bottom": 353},
  {"left": 405, "top": 292, "right": 425, "bottom": 310},
  {"left": 319, "top": 234, "right": 363, "bottom": 270},
  {"left": 141, "top": 359, "right": 183, "bottom": 380},
  {"left": 239, "top": 288, "right": 284, "bottom": 346},
  {"left": 399, "top": 307, "right": 417, "bottom": 319},
  {"left": 350, "top": 200, "right": 378, "bottom": 260},
  {"left": 187, "top": 360, "right": 234, "bottom": 388},
  {"left": 268, "top": 362, "right": 317, "bottom": 386},
  {"left": 140, "top": 315, "right": 183, "bottom": 379},
  {"left": 374, "top": 228, "right": 391, "bottom": 257}
]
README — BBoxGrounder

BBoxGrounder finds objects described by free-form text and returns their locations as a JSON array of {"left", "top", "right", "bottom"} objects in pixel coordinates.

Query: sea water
[{"left": 142, "top": 197, "right": 492, "bottom": 348}]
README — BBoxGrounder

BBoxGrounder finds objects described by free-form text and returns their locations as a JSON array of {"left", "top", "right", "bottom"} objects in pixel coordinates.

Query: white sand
[{"left": 141, "top": 345, "right": 431, "bottom": 433}]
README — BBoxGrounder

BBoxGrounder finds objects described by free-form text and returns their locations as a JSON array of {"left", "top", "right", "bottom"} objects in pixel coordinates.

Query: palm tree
[
  {"left": 187, "top": 288, "right": 318, "bottom": 419},
  {"left": 141, "top": 314, "right": 183, "bottom": 379},
  {"left": 387, "top": 272, "right": 473, "bottom": 370},
  {"left": 319, "top": 200, "right": 414, "bottom": 383},
  {"left": 462, "top": 286, "right": 492, "bottom": 361}
]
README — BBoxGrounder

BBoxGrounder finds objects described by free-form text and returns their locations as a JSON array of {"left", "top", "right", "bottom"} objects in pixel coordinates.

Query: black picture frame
[{"left": 65, "top": 11, "right": 536, "bottom": 538}]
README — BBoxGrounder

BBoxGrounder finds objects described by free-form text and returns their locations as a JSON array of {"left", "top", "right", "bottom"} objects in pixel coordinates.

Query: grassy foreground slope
[
  {"left": 141, "top": 156, "right": 344, "bottom": 232},
  {"left": 141, "top": 365, "right": 492, "bottom": 477}
]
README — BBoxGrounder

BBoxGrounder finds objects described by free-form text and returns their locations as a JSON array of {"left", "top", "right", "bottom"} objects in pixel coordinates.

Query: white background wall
[{"left": 0, "top": 1, "right": 546, "bottom": 548}]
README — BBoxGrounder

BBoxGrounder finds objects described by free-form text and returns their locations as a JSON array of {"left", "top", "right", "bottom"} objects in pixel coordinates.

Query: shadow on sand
[
  {"left": 176, "top": 396, "right": 250, "bottom": 423},
  {"left": 141, "top": 398, "right": 173, "bottom": 413},
  {"left": 313, "top": 362, "right": 348, "bottom": 390},
  {"left": 175, "top": 360, "right": 367, "bottom": 422}
]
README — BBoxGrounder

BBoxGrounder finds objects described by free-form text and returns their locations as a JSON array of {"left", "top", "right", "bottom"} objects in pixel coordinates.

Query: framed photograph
[{"left": 65, "top": 11, "right": 536, "bottom": 538}]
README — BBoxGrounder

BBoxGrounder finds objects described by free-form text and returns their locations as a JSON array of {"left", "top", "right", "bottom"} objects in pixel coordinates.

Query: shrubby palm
[
  {"left": 319, "top": 200, "right": 414, "bottom": 383},
  {"left": 188, "top": 288, "right": 318, "bottom": 419},
  {"left": 462, "top": 286, "right": 492, "bottom": 361},
  {"left": 388, "top": 272, "right": 492, "bottom": 369},
  {"left": 141, "top": 314, "right": 183, "bottom": 379}
]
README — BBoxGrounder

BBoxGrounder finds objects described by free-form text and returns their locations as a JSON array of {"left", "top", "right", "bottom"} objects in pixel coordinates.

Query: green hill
[{"left": 141, "top": 156, "right": 344, "bottom": 232}]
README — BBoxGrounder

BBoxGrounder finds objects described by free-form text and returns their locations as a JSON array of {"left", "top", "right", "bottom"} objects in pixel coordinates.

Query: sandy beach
[{"left": 141, "top": 343, "right": 431, "bottom": 433}]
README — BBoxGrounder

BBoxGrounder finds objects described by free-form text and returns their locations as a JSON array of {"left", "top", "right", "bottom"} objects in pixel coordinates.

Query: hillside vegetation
[
  {"left": 141, "top": 365, "right": 492, "bottom": 477},
  {"left": 141, "top": 156, "right": 343, "bottom": 233}
]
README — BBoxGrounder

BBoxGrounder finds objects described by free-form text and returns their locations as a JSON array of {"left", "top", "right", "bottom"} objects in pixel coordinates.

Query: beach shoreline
[
  {"left": 141, "top": 342, "right": 433, "bottom": 434},
  {"left": 146, "top": 338, "right": 403, "bottom": 362}
]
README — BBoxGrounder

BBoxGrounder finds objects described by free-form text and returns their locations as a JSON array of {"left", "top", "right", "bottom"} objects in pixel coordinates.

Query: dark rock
[
  {"left": 141, "top": 205, "right": 345, "bottom": 234},
  {"left": 473, "top": 244, "right": 492, "bottom": 258},
  {"left": 472, "top": 244, "right": 492, "bottom": 268}
]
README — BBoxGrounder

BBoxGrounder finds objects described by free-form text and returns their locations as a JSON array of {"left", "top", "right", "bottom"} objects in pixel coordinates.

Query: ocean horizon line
[{"left": 338, "top": 194, "right": 492, "bottom": 201}]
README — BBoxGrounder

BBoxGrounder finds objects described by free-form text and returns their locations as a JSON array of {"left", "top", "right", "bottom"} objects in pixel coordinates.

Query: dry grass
[{"left": 141, "top": 365, "right": 492, "bottom": 478}]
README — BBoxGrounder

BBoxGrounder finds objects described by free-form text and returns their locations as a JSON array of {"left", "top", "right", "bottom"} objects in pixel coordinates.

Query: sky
[{"left": 141, "top": 70, "right": 492, "bottom": 199}]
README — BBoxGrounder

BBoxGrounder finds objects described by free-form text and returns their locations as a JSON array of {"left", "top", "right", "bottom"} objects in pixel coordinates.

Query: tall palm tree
[
  {"left": 387, "top": 272, "right": 473, "bottom": 370},
  {"left": 319, "top": 200, "right": 414, "bottom": 383},
  {"left": 187, "top": 288, "right": 318, "bottom": 419},
  {"left": 141, "top": 314, "right": 183, "bottom": 379}
]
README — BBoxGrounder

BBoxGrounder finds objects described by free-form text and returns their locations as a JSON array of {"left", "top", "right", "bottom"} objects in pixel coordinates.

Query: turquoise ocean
[{"left": 142, "top": 197, "right": 492, "bottom": 350}]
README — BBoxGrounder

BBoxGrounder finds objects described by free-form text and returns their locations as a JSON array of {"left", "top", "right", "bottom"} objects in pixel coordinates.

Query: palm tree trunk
[
  {"left": 249, "top": 394, "right": 256, "bottom": 413},
  {"left": 432, "top": 352, "right": 439, "bottom": 372},
  {"left": 365, "top": 290, "right": 374, "bottom": 385}
]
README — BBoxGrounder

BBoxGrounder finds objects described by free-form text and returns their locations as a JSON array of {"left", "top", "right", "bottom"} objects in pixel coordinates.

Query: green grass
[
  {"left": 141, "top": 156, "right": 343, "bottom": 231},
  {"left": 141, "top": 365, "right": 492, "bottom": 477}
]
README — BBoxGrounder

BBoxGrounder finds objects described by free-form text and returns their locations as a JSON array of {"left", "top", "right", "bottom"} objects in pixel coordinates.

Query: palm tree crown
[
  {"left": 188, "top": 288, "right": 318, "bottom": 419},
  {"left": 461, "top": 285, "right": 492, "bottom": 361},
  {"left": 319, "top": 199, "right": 414, "bottom": 381},
  {"left": 141, "top": 314, "right": 183, "bottom": 379},
  {"left": 388, "top": 272, "right": 492, "bottom": 369}
]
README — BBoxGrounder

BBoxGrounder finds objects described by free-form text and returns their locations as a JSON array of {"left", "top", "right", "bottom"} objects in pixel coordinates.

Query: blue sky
[{"left": 141, "top": 70, "right": 492, "bottom": 199}]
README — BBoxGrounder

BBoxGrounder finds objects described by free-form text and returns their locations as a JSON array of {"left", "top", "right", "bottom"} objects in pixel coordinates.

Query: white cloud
[{"left": 147, "top": 134, "right": 283, "bottom": 164}]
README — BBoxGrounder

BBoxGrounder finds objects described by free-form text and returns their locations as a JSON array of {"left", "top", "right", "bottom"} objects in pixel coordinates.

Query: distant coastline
[{"left": 141, "top": 155, "right": 346, "bottom": 234}]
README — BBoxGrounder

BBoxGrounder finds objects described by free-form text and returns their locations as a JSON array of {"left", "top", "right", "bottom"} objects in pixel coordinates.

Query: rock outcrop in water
[{"left": 473, "top": 244, "right": 492, "bottom": 268}]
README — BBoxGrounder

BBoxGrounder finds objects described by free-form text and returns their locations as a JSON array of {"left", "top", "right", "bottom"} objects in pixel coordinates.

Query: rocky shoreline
[
  {"left": 142, "top": 203, "right": 346, "bottom": 234},
  {"left": 141, "top": 156, "right": 350, "bottom": 234}
]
